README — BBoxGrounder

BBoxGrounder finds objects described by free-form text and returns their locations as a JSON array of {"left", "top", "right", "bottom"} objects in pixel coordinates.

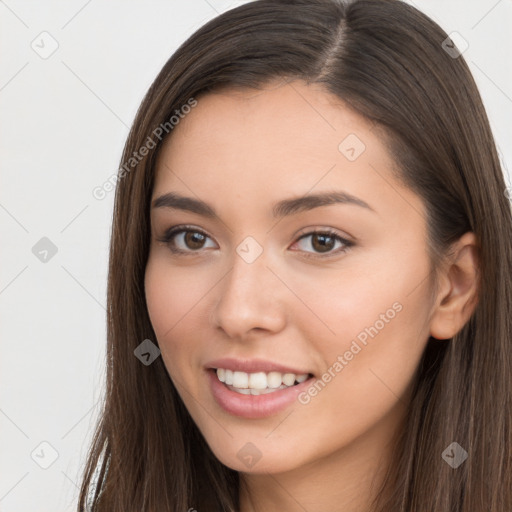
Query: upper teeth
[{"left": 216, "top": 368, "right": 309, "bottom": 389}]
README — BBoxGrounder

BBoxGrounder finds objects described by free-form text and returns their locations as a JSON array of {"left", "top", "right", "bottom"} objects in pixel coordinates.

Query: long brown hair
[{"left": 78, "top": 0, "right": 512, "bottom": 510}]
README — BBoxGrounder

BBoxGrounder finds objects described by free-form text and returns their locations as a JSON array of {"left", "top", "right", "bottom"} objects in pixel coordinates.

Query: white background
[{"left": 0, "top": 0, "right": 511, "bottom": 510}]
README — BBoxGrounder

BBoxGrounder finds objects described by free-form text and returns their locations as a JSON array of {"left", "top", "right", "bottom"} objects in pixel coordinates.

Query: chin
[{"left": 203, "top": 434, "right": 308, "bottom": 474}]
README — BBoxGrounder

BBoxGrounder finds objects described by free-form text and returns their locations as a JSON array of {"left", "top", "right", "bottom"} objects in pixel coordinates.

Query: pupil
[
  {"left": 185, "top": 232, "right": 205, "bottom": 249},
  {"left": 312, "top": 234, "right": 334, "bottom": 253}
]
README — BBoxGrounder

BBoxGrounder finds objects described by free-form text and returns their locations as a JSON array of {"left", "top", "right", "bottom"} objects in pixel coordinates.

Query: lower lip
[{"left": 207, "top": 369, "right": 314, "bottom": 419}]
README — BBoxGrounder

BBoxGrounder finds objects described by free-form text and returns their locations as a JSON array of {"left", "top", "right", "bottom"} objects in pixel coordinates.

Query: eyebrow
[{"left": 151, "top": 191, "right": 376, "bottom": 218}]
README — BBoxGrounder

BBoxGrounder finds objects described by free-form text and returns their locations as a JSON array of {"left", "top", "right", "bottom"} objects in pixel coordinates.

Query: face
[{"left": 144, "top": 80, "right": 436, "bottom": 475}]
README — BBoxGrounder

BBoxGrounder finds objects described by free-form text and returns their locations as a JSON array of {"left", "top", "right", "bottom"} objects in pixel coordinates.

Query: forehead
[
  {"left": 159, "top": 80, "right": 376, "bottom": 162},
  {"left": 152, "top": 80, "right": 424, "bottom": 225}
]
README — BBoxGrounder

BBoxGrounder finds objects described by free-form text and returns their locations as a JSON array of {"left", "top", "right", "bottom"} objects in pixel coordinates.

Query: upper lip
[{"left": 205, "top": 357, "right": 312, "bottom": 375}]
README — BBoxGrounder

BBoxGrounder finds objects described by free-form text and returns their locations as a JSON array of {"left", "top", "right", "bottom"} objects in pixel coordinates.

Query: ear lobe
[{"left": 429, "top": 232, "right": 480, "bottom": 341}]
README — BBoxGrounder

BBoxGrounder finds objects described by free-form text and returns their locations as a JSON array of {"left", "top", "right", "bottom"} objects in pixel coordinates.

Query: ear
[{"left": 429, "top": 232, "right": 480, "bottom": 341}]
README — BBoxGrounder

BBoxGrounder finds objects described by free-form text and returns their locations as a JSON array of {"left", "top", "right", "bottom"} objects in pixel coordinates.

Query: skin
[{"left": 144, "top": 80, "right": 479, "bottom": 511}]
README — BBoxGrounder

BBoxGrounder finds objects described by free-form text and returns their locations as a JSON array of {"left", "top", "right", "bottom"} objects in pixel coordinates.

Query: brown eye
[
  {"left": 184, "top": 231, "right": 207, "bottom": 250},
  {"left": 291, "top": 230, "right": 353, "bottom": 257},
  {"left": 159, "top": 227, "right": 217, "bottom": 254},
  {"left": 311, "top": 233, "right": 335, "bottom": 253}
]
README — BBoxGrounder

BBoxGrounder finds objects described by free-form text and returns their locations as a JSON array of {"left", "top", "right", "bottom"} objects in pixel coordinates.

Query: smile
[
  {"left": 207, "top": 368, "right": 315, "bottom": 419},
  {"left": 215, "top": 368, "right": 310, "bottom": 395}
]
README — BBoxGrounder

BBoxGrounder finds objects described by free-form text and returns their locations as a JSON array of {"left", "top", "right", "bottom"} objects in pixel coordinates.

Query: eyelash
[{"left": 156, "top": 225, "right": 354, "bottom": 259}]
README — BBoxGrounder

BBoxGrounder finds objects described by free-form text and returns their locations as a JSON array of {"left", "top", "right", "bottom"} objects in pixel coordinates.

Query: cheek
[
  {"left": 291, "top": 246, "right": 432, "bottom": 414},
  {"left": 144, "top": 257, "right": 212, "bottom": 371},
  {"left": 291, "top": 244, "right": 431, "bottom": 343}
]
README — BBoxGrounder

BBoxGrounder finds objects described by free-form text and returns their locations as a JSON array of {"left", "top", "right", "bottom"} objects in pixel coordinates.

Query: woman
[{"left": 78, "top": 0, "right": 512, "bottom": 510}]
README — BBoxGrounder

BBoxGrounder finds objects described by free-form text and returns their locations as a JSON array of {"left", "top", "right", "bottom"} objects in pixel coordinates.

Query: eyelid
[{"left": 293, "top": 225, "right": 354, "bottom": 241}]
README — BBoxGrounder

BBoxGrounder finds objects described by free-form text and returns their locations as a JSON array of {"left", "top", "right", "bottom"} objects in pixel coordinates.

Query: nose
[{"left": 211, "top": 249, "right": 287, "bottom": 340}]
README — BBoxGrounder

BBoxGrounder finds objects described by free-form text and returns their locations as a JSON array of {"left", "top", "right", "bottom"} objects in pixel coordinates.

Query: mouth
[
  {"left": 206, "top": 364, "right": 316, "bottom": 419},
  {"left": 211, "top": 368, "right": 313, "bottom": 396}
]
